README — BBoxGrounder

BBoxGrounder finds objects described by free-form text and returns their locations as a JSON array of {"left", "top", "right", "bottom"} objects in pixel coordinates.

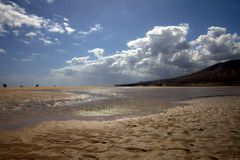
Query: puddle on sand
[
  {"left": 73, "top": 106, "right": 136, "bottom": 117},
  {"left": 2, "top": 86, "right": 240, "bottom": 130}
]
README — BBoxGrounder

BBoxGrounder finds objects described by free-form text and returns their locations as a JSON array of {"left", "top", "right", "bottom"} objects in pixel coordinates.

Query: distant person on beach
[{"left": 2, "top": 83, "right": 7, "bottom": 88}]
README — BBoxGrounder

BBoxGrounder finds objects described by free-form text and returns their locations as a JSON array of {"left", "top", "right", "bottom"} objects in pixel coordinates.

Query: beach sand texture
[
  {"left": 0, "top": 93, "right": 239, "bottom": 160},
  {"left": 0, "top": 87, "right": 99, "bottom": 111}
]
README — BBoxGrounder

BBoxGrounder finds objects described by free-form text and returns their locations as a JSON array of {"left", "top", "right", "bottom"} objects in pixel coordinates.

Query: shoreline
[
  {"left": 0, "top": 94, "right": 237, "bottom": 131},
  {"left": 0, "top": 96, "right": 240, "bottom": 159},
  {"left": 1, "top": 86, "right": 240, "bottom": 131}
]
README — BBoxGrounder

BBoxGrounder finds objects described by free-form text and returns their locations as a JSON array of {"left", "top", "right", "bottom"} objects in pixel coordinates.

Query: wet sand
[
  {"left": 0, "top": 87, "right": 99, "bottom": 129},
  {"left": 0, "top": 90, "right": 240, "bottom": 159}
]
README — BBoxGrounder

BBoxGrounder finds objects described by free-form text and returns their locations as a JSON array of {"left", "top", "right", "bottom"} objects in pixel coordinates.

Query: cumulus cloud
[
  {"left": 44, "top": 20, "right": 65, "bottom": 33},
  {"left": 171, "top": 26, "right": 240, "bottom": 68},
  {"left": 0, "top": 48, "right": 6, "bottom": 54},
  {"left": 0, "top": 1, "right": 43, "bottom": 29},
  {"left": 191, "top": 26, "right": 240, "bottom": 61},
  {"left": 51, "top": 24, "right": 240, "bottom": 85},
  {"left": 78, "top": 24, "right": 103, "bottom": 36},
  {"left": 66, "top": 56, "right": 89, "bottom": 65},
  {"left": 88, "top": 48, "right": 104, "bottom": 59},
  {"left": 0, "top": 1, "right": 75, "bottom": 35}
]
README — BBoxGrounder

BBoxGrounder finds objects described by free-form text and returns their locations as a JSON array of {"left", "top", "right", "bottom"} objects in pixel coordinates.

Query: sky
[{"left": 0, "top": 0, "right": 240, "bottom": 86}]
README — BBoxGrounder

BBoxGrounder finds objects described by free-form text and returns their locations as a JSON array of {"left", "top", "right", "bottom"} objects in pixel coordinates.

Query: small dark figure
[
  {"left": 2, "top": 83, "right": 7, "bottom": 88},
  {"left": 36, "top": 84, "right": 39, "bottom": 88}
]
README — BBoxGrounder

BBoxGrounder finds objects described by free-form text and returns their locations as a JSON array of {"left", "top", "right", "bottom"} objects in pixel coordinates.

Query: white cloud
[
  {"left": 63, "top": 17, "right": 69, "bottom": 22},
  {"left": 65, "top": 26, "right": 75, "bottom": 34},
  {"left": 127, "top": 37, "right": 149, "bottom": 49},
  {"left": 49, "top": 24, "right": 240, "bottom": 85},
  {"left": 31, "top": 52, "right": 41, "bottom": 56},
  {"left": 88, "top": 48, "right": 104, "bottom": 59},
  {"left": 0, "top": 48, "right": 6, "bottom": 54},
  {"left": 89, "top": 24, "right": 103, "bottom": 32},
  {"left": 0, "top": 25, "right": 8, "bottom": 37},
  {"left": 63, "top": 22, "right": 69, "bottom": 27},
  {"left": 39, "top": 37, "right": 54, "bottom": 45},
  {"left": 73, "top": 42, "right": 80, "bottom": 46},
  {"left": 12, "top": 30, "right": 20, "bottom": 36},
  {"left": 44, "top": 21, "right": 65, "bottom": 33},
  {"left": 207, "top": 26, "right": 226, "bottom": 38},
  {"left": 0, "top": 1, "right": 65, "bottom": 34},
  {"left": 46, "top": 0, "right": 54, "bottom": 3},
  {"left": 63, "top": 22, "right": 75, "bottom": 34},
  {"left": 54, "top": 38, "right": 60, "bottom": 45},
  {"left": 12, "top": 57, "right": 32, "bottom": 62},
  {"left": 20, "top": 39, "right": 30, "bottom": 44},
  {"left": 66, "top": 56, "right": 89, "bottom": 65},
  {"left": 26, "top": 31, "right": 37, "bottom": 38},
  {"left": 0, "top": 24, "right": 7, "bottom": 33},
  {"left": 0, "top": 1, "right": 43, "bottom": 28},
  {"left": 36, "top": 30, "right": 45, "bottom": 36},
  {"left": 171, "top": 26, "right": 240, "bottom": 68},
  {"left": 78, "top": 24, "right": 103, "bottom": 36},
  {"left": 12, "top": 52, "right": 43, "bottom": 62}
]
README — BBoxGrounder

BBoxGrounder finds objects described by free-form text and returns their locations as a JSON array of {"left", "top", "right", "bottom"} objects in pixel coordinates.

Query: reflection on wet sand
[
  {"left": 0, "top": 95, "right": 239, "bottom": 159},
  {"left": 1, "top": 86, "right": 240, "bottom": 129}
]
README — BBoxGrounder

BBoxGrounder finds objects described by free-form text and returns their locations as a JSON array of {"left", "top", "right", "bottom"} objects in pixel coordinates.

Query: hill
[{"left": 116, "top": 59, "right": 240, "bottom": 86}]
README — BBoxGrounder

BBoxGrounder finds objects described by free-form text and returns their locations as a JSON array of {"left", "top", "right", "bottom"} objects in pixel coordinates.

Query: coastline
[
  {"left": 0, "top": 95, "right": 239, "bottom": 159},
  {"left": 1, "top": 86, "right": 240, "bottom": 130}
]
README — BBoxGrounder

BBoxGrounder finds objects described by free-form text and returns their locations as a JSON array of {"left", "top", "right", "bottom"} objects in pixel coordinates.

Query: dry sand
[{"left": 0, "top": 95, "right": 239, "bottom": 160}]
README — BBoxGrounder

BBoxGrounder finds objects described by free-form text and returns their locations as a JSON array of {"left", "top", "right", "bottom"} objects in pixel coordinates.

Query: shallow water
[
  {"left": 1, "top": 86, "right": 240, "bottom": 129},
  {"left": 70, "top": 86, "right": 240, "bottom": 119}
]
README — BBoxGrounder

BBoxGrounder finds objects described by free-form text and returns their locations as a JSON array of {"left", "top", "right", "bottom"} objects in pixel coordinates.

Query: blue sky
[{"left": 0, "top": 0, "right": 240, "bottom": 86}]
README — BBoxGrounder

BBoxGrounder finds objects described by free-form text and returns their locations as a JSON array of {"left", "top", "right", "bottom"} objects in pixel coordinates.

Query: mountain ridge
[{"left": 115, "top": 59, "right": 240, "bottom": 86}]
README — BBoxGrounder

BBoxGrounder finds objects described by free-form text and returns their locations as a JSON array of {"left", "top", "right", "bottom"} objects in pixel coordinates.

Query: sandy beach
[
  {"left": 0, "top": 87, "right": 239, "bottom": 159},
  {"left": 0, "top": 87, "right": 101, "bottom": 126}
]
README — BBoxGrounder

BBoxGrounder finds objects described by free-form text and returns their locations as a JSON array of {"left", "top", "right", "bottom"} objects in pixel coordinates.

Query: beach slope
[{"left": 0, "top": 96, "right": 239, "bottom": 159}]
